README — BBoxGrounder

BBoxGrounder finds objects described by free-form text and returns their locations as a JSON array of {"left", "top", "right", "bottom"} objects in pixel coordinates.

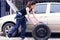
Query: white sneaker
[
  {"left": 24, "top": 38, "right": 28, "bottom": 40},
  {"left": 6, "top": 32, "right": 9, "bottom": 38},
  {"left": 21, "top": 38, "right": 24, "bottom": 40}
]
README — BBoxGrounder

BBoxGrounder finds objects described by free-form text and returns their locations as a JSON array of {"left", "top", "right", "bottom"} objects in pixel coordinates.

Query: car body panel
[{"left": 47, "top": 13, "right": 60, "bottom": 32}]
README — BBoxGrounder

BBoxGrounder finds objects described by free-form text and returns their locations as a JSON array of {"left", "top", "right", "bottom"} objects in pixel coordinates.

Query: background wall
[
  {"left": 0, "top": 0, "right": 1, "bottom": 17},
  {"left": 0, "top": 0, "right": 10, "bottom": 17},
  {"left": 0, "top": 0, "right": 60, "bottom": 17}
]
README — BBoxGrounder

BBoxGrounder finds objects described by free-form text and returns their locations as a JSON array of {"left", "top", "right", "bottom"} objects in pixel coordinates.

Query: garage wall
[
  {"left": 1, "top": 0, "right": 10, "bottom": 17},
  {"left": 0, "top": 0, "right": 60, "bottom": 17},
  {"left": 0, "top": 0, "right": 1, "bottom": 17}
]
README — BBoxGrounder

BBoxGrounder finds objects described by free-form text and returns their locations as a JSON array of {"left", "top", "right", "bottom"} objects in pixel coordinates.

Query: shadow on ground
[{"left": 0, "top": 32, "right": 60, "bottom": 38}]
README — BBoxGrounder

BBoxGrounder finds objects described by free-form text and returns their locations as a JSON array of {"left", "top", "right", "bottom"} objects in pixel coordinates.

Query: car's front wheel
[{"left": 2, "top": 22, "right": 18, "bottom": 37}]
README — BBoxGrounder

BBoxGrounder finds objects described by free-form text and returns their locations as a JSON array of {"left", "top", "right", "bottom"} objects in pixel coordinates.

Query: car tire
[
  {"left": 3, "top": 23, "right": 18, "bottom": 37},
  {"left": 32, "top": 23, "right": 51, "bottom": 40}
]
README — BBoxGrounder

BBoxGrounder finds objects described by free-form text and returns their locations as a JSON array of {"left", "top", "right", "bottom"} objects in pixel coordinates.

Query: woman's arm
[
  {"left": 32, "top": 9, "right": 40, "bottom": 22},
  {"left": 26, "top": 7, "right": 36, "bottom": 25}
]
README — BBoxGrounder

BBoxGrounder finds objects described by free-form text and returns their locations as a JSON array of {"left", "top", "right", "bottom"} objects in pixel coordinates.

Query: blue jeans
[{"left": 8, "top": 15, "right": 27, "bottom": 39}]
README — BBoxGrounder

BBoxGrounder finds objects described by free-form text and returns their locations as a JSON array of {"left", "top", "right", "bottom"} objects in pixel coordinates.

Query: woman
[{"left": 8, "top": 1, "right": 40, "bottom": 40}]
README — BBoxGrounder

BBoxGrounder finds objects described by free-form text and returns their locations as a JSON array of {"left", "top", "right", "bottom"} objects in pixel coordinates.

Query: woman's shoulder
[{"left": 26, "top": 7, "right": 29, "bottom": 10}]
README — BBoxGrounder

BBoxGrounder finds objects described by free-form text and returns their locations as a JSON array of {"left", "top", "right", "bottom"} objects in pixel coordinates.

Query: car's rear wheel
[{"left": 2, "top": 22, "right": 18, "bottom": 37}]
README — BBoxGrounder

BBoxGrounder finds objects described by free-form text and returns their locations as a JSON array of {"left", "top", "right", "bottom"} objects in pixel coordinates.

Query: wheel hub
[{"left": 36, "top": 28, "right": 47, "bottom": 38}]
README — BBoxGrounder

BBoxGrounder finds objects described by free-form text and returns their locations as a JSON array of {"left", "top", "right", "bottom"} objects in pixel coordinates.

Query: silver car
[{"left": 0, "top": 2, "right": 60, "bottom": 37}]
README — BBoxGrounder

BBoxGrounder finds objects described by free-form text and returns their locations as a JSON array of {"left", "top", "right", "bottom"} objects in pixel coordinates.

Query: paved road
[
  {"left": 0, "top": 36, "right": 60, "bottom": 40},
  {"left": 0, "top": 32, "right": 60, "bottom": 40}
]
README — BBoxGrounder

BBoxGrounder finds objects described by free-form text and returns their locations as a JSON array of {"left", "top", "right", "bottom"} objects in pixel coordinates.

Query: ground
[
  {"left": 0, "top": 32, "right": 60, "bottom": 40},
  {"left": 0, "top": 37, "right": 60, "bottom": 40}
]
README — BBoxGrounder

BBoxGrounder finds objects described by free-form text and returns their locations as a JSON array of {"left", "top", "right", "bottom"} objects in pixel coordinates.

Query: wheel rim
[
  {"left": 5, "top": 25, "right": 13, "bottom": 34},
  {"left": 36, "top": 27, "right": 48, "bottom": 38}
]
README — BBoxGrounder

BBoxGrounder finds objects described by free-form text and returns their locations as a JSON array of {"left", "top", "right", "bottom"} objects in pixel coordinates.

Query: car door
[
  {"left": 34, "top": 3, "right": 48, "bottom": 24},
  {"left": 26, "top": 3, "right": 48, "bottom": 32},
  {"left": 47, "top": 3, "right": 60, "bottom": 32}
]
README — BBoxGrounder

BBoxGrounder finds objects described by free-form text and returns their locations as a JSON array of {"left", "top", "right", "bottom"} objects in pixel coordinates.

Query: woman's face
[{"left": 31, "top": 5, "right": 35, "bottom": 9}]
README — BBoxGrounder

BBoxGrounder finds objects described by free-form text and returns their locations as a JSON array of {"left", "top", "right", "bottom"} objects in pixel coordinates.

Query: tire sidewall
[{"left": 32, "top": 23, "right": 51, "bottom": 40}]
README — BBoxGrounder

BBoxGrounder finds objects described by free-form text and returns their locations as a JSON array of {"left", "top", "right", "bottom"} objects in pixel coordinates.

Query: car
[{"left": 0, "top": 2, "right": 60, "bottom": 37}]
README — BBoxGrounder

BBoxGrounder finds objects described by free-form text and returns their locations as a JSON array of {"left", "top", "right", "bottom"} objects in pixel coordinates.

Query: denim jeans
[{"left": 8, "top": 15, "right": 27, "bottom": 39}]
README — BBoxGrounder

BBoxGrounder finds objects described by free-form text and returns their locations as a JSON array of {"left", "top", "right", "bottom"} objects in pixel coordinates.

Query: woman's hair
[{"left": 26, "top": 1, "right": 36, "bottom": 8}]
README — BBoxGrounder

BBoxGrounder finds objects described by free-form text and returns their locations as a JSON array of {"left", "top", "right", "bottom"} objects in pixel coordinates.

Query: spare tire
[{"left": 32, "top": 23, "right": 51, "bottom": 40}]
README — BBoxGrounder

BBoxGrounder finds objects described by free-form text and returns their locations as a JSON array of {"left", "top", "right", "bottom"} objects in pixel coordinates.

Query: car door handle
[
  {"left": 40, "top": 16, "right": 47, "bottom": 18},
  {"left": 44, "top": 16, "right": 47, "bottom": 17}
]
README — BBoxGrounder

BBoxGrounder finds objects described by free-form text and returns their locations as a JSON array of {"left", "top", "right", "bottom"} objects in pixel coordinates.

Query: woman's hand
[
  {"left": 33, "top": 22, "right": 37, "bottom": 25},
  {"left": 37, "top": 20, "right": 41, "bottom": 23}
]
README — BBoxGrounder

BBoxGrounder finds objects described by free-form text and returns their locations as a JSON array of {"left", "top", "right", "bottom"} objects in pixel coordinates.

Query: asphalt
[
  {"left": 0, "top": 32, "right": 60, "bottom": 40},
  {"left": 0, "top": 37, "right": 60, "bottom": 40}
]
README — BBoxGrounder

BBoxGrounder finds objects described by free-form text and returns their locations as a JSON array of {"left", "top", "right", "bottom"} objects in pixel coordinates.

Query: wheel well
[{"left": 2, "top": 21, "right": 15, "bottom": 31}]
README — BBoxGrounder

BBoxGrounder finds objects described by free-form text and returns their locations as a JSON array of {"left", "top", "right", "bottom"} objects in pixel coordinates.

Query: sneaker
[
  {"left": 21, "top": 38, "right": 24, "bottom": 40},
  {"left": 6, "top": 32, "right": 9, "bottom": 38},
  {"left": 24, "top": 38, "right": 28, "bottom": 40},
  {"left": 6, "top": 32, "right": 12, "bottom": 38}
]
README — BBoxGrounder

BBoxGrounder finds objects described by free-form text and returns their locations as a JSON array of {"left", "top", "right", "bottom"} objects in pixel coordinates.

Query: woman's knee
[
  {"left": 14, "top": 24, "right": 20, "bottom": 29},
  {"left": 21, "top": 26, "right": 26, "bottom": 31}
]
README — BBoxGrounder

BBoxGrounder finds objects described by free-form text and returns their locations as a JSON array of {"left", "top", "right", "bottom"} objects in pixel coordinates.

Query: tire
[
  {"left": 2, "top": 23, "right": 18, "bottom": 37},
  {"left": 32, "top": 23, "right": 51, "bottom": 40}
]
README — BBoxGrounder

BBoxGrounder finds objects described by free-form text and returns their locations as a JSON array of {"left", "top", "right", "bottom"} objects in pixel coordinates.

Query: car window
[
  {"left": 34, "top": 4, "right": 47, "bottom": 14},
  {"left": 50, "top": 4, "right": 60, "bottom": 13}
]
